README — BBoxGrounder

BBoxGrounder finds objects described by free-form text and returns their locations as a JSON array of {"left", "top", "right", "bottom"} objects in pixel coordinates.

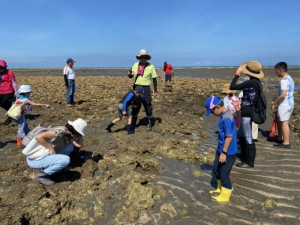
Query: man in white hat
[{"left": 128, "top": 49, "right": 158, "bottom": 131}]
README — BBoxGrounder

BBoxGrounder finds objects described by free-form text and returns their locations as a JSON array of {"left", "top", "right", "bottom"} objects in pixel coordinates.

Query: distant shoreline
[{"left": 10, "top": 66, "right": 300, "bottom": 70}]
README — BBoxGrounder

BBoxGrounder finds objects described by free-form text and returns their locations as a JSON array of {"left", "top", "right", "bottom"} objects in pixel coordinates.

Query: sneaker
[
  {"left": 236, "top": 162, "right": 253, "bottom": 168},
  {"left": 274, "top": 143, "right": 291, "bottom": 149},
  {"left": 146, "top": 124, "right": 152, "bottom": 131},
  {"left": 35, "top": 171, "right": 55, "bottom": 185}
]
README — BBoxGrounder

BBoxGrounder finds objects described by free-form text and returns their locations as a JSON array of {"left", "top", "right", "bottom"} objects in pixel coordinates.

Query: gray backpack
[{"left": 21, "top": 125, "right": 65, "bottom": 147}]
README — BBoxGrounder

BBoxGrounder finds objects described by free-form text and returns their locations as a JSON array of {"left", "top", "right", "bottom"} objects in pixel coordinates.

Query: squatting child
[
  {"left": 7, "top": 85, "right": 50, "bottom": 146},
  {"left": 205, "top": 96, "right": 237, "bottom": 202},
  {"left": 105, "top": 88, "right": 141, "bottom": 134}
]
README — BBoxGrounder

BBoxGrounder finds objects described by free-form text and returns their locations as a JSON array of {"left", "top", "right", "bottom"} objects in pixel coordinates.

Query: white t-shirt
[
  {"left": 63, "top": 66, "right": 75, "bottom": 80},
  {"left": 277, "top": 75, "right": 294, "bottom": 106}
]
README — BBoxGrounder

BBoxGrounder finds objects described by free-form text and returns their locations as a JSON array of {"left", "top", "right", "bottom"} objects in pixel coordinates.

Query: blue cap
[
  {"left": 66, "top": 58, "right": 76, "bottom": 64},
  {"left": 205, "top": 96, "right": 222, "bottom": 116}
]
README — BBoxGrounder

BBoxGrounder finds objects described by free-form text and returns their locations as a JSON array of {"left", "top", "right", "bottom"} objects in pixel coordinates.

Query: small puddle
[
  {"left": 147, "top": 116, "right": 221, "bottom": 224},
  {"left": 265, "top": 82, "right": 300, "bottom": 90}
]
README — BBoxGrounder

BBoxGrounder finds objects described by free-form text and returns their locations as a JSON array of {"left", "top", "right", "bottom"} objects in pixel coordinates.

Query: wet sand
[{"left": 0, "top": 68, "right": 299, "bottom": 224}]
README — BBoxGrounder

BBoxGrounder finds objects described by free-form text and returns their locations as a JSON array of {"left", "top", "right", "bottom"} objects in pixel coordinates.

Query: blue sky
[{"left": 1, "top": 0, "right": 300, "bottom": 68}]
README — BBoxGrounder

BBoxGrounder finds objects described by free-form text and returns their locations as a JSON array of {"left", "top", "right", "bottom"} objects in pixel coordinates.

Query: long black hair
[{"left": 65, "top": 124, "right": 81, "bottom": 136}]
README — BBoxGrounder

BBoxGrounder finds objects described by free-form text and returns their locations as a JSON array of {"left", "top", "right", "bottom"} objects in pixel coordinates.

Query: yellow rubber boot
[
  {"left": 212, "top": 187, "right": 232, "bottom": 202},
  {"left": 209, "top": 180, "right": 222, "bottom": 194}
]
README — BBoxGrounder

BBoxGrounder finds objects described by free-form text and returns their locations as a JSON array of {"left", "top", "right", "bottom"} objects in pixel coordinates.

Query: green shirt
[{"left": 132, "top": 62, "right": 157, "bottom": 86}]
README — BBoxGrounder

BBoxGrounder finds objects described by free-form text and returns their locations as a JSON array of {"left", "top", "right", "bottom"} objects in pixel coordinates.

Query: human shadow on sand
[
  {"left": 25, "top": 114, "right": 40, "bottom": 121},
  {"left": 0, "top": 140, "right": 17, "bottom": 148},
  {"left": 51, "top": 170, "right": 81, "bottom": 183},
  {"left": 136, "top": 116, "right": 162, "bottom": 128},
  {"left": 70, "top": 150, "right": 103, "bottom": 167},
  {"left": 51, "top": 150, "right": 103, "bottom": 184},
  {"left": 113, "top": 125, "right": 127, "bottom": 133},
  {"left": 113, "top": 117, "right": 162, "bottom": 133},
  {"left": 77, "top": 100, "right": 86, "bottom": 105},
  {"left": 259, "top": 128, "right": 279, "bottom": 142}
]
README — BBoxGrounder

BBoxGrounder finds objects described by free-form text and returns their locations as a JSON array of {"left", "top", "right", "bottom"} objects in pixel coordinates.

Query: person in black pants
[
  {"left": 128, "top": 49, "right": 158, "bottom": 131},
  {"left": 230, "top": 61, "right": 264, "bottom": 168}
]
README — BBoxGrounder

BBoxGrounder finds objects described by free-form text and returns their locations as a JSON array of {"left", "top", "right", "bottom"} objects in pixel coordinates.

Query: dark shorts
[
  {"left": 0, "top": 92, "right": 15, "bottom": 111},
  {"left": 165, "top": 74, "right": 172, "bottom": 82},
  {"left": 118, "top": 103, "right": 131, "bottom": 117}
]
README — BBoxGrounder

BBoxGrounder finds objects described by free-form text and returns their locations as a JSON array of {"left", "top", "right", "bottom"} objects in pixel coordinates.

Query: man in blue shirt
[{"left": 205, "top": 96, "right": 237, "bottom": 202}]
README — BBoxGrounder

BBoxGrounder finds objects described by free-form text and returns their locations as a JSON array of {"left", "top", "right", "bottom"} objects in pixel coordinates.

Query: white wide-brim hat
[
  {"left": 68, "top": 118, "right": 87, "bottom": 136},
  {"left": 136, "top": 49, "right": 151, "bottom": 60},
  {"left": 16, "top": 85, "right": 32, "bottom": 97}
]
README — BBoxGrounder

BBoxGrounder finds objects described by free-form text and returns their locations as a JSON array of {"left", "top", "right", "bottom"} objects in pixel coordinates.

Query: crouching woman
[{"left": 22, "top": 118, "right": 87, "bottom": 185}]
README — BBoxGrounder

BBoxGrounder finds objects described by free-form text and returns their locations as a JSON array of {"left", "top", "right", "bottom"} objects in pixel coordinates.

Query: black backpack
[{"left": 250, "top": 80, "right": 267, "bottom": 124}]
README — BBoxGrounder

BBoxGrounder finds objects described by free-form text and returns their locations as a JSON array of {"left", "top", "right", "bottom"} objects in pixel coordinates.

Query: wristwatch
[{"left": 222, "top": 151, "right": 227, "bottom": 155}]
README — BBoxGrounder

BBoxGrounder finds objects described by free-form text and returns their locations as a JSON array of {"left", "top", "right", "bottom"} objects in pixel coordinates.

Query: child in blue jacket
[{"left": 106, "top": 88, "right": 141, "bottom": 134}]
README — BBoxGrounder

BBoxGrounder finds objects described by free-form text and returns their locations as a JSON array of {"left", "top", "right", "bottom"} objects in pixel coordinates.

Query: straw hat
[
  {"left": 136, "top": 49, "right": 151, "bottom": 60},
  {"left": 241, "top": 61, "right": 264, "bottom": 79},
  {"left": 221, "top": 83, "right": 236, "bottom": 94},
  {"left": 68, "top": 118, "right": 87, "bottom": 136}
]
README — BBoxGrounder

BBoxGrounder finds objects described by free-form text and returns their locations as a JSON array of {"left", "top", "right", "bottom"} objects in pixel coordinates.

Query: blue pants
[
  {"left": 16, "top": 114, "right": 30, "bottom": 138},
  {"left": 67, "top": 79, "right": 75, "bottom": 104},
  {"left": 212, "top": 152, "right": 236, "bottom": 189},
  {"left": 26, "top": 143, "right": 74, "bottom": 175},
  {"left": 165, "top": 74, "right": 172, "bottom": 82}
]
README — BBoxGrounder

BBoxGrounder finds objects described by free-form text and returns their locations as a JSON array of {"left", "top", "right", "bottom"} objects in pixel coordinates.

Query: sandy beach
[{"left": 0, "top": 68, "right": 299, "bottom": 224}]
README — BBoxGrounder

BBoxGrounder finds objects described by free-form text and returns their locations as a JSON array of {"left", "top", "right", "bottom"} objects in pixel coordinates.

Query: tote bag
[{"left": 7, "top": 100, "right": 25, "bottom": 120}]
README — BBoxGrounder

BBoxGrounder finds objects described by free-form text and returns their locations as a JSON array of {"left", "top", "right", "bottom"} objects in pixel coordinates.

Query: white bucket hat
[
  {"left": 136, "top": 49, "right": 151, "bottom": 60},
  {"left": 68, "top": 118, "right": 87, "bottom": 136},
  {"left": 16, "top": 85, "right": 32, "bottom": 97}
]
